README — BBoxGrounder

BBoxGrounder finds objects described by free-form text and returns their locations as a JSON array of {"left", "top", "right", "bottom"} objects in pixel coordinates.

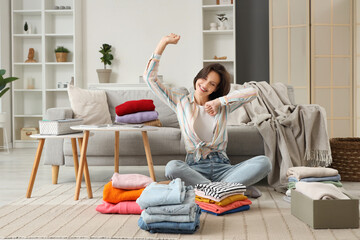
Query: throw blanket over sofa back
[{"left": 240, "top": 81, "right": 332, "bottom": 191}]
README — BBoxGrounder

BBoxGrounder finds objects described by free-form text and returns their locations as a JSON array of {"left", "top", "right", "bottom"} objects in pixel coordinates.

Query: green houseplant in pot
[
  {"left": 96, "top": 43, "right": 114, "bottom": 83},
  {"left": 0, "top": 69, "right": 19, "bottom": 128},
  {"left": 55, "top": 46, "right": 69, "bottom": 62}
]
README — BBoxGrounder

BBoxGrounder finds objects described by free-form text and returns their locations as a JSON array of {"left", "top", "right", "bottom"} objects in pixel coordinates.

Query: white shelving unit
[
  {"left": 11, "top": 0, "right": 82, "bottom": 148},
  {"left": 202, "top": 0, "right": 235, "bottom": 83}
]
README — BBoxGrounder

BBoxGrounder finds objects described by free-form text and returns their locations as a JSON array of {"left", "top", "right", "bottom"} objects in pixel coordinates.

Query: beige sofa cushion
[{"left": 67, "top": 84, "right": 112, "bottom": 125}]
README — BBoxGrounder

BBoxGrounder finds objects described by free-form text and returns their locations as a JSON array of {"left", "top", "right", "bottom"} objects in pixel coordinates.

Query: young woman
[{"left": 144, "top": 34, "right": 271, "bottom": 197}]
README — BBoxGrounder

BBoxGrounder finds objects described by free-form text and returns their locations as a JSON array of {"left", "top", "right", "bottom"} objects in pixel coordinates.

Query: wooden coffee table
[
  {"left": 27, "top": 132, "right": 94, "bottom": 198},
  {"left": 70, "top": 125, "right": 158, "bottom": 200}
]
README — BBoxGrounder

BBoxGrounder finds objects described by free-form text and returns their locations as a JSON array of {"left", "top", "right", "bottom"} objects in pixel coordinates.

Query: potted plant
[
  {"left": 217, "top": 13, "right": 228, "bottom": 30},
  {"left": 55, "top": 46, "right": 69, "bottom": 62},
  {"left": 0, "top": 69, "right": 19, "bottom": 127},
  {"left": 96, "top": 43, "right": 114, "bottom": 83}
]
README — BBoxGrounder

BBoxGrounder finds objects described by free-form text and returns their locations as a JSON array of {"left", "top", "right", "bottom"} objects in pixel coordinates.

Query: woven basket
[
  {"left": 55, "top": 52, "right": 67, "bottom": 62},
  {"left": 330, "top": 138, "right": 360, "bottom": 181}
]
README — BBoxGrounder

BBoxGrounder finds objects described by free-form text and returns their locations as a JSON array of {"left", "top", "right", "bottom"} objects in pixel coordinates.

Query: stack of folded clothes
[
  {"left": 136, "top": 178, "right": 201, "bottom": 234},
  {"left": 285, "top": 166, "right": 343, "bottom": 202},
  {"left": 115, "top": 99, "right": 161, "bottom": 126},
  {"left": 96, "top": 173, "right": 153, "bottom": 214},
  {"left": 194, "top": 182, "right": 252, "bottom": 216}
]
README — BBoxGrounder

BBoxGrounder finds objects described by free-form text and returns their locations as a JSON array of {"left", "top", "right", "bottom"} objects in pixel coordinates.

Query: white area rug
[{"left": 0, "top": 182, "right": 359, "bottom": 239}]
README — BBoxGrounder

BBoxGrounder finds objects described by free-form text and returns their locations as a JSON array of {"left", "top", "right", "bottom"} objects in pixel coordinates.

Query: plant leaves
[{"left": 0, "top": 87, "right": 10, "bottom": 98}]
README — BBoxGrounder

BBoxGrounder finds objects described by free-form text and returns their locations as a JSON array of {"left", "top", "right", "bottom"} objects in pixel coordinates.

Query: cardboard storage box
[
  {"left": 291, "top": 189, "right": 359, "bottom": 229},
  {"left": 21, "top": 127, "right": 39, "bottom": 140},
  {"left": 39, "top": 119, "right": 83, "bottom": 135}
]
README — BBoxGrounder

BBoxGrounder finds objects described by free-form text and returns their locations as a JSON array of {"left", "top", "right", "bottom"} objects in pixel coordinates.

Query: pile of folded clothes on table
[
  {"left": 285, "top": 166, "right": 343, "bottom": 202},
  {"left": 114, "top": 99, "right": 161, "bottom": 126},
  {"left": 96, "top": 173, "right": 153, "bottom": 214},
  {"left": 194, "top": 182, "right": 252, "bottom": 216},
  {"left": 136, "top": 178, "right": 201, "bottom": 234}
]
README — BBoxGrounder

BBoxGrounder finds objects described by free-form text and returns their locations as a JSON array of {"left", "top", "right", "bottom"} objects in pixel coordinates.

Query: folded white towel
[
  {"left": 287, "top": 167, "right": 338, "bottom": 180},
  {"left": 295, "top": 182, "right": 349, "bottom": 200}
]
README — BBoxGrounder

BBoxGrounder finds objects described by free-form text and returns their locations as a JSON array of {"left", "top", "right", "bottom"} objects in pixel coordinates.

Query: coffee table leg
[
  {"left": 78, "top": 137, "right": 93, "bottom": 199},
  {"left": 114, "top": 131, "right": 119, "bottom": 173},
  {"left": 141, "top": 131, "right": 156, "bottom": 181},
  {"left": 26, "top": 138, "right": 45, "bottom": 198},
  {"left": 75, "top": 131, "right": 91, "bottom": 200},
  {"left": 71, "top": 138, "right": 79, "bottom": 179},
  {"left": 52, "top": 166, "right": 59, "bottom": 184}
]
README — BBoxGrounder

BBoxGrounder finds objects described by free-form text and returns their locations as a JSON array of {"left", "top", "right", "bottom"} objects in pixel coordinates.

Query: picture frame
[{"left": 217, "top": 0, "right": 233, "bottom": 5}]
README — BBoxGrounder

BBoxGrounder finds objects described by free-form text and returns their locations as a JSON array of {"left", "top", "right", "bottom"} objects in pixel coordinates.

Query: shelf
[
  {"left": 202, "top": 5, "right": 233, "bottom": 11},
  {"left": 13, "top": 34, "right": 42, "bottom": 38},
  {"left": 45, "top": 62, "right": 74, "bottom": 65},
  {"left": 13, "top": 10, "right": 41, "bottom": 15},
  {"left": 14, "top": 63, "right": 42, "bottom": 65},
  {"left": 45, "top": 10, "right": 73, "bottom": 15},
  {"left": 14, "top": 89, "right": 42, "bottom": 92},
  {"left": 203, "top": 59, "right": 234, "bottom": 63},
  {"left": 46, "top": 89, "right": 68, "bottom": 91},
  {"left": 14, "top": 115, "right": 43, "bottom": 118},
  {"left": 45, "top": 34, "right": 73, "bottom": 37},
  {"left": 203, "top": 30, "right": 234, "bottom": 34}
]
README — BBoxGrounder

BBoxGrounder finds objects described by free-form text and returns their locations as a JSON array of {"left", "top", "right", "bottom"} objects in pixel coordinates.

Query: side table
[
  {"left": 27, "top": 132, "right": 93, "bottom": 198},
  {"left": 70, "top": 125, "right": 158, "bottom": 200}
]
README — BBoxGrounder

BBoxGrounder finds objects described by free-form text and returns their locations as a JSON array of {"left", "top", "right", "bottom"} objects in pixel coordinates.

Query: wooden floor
[
  {"left": 1, "top": 148, "right": 359, "bottom": 208},
  {"left": 0, "top": 148, "right": 167, "bottom": 207}
]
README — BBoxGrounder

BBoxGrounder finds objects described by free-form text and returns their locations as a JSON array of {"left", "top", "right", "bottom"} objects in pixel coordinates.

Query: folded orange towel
[
  {"left": 195, "top": 194, "right": 247, "bottom": 206},
  {"left": 103, "top": 181, "right": 144, "bottom": 204}
]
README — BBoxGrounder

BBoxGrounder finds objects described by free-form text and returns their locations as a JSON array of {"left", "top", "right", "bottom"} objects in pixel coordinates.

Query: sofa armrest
[
  {"left": 44, "top": 107, "right": 74, "bottom": 120},
  {"left": 43, "top": 107, "right": 74, "bottom": 166}
]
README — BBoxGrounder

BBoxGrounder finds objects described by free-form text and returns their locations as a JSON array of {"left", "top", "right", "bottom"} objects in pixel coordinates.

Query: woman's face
[{"left": 195, "top": 71, "right": 221, "bottom": 98}]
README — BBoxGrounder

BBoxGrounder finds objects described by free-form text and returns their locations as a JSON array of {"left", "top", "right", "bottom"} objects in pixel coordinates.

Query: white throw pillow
[
  {"left": 226, "top": 84, "right": 251, "bottom": 125},
  {"left": 67, "top": 84, "right": 112, "bottom": 125}
]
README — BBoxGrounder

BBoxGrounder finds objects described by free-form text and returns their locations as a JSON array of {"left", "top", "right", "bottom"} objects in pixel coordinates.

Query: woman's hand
[
  {"left": 162, "top": 33, "right": 181, "bottom": 45},
  {"left": 155, "top": 33, "right": 180, "bottom": 55},
  {"left": 205, "top": 99, "right": 221, "bottom": 116}
]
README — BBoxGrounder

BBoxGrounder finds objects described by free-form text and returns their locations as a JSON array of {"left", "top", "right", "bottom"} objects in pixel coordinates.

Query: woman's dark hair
[{"left": 193, "top": 63, "right": 231, "bottom": 100}]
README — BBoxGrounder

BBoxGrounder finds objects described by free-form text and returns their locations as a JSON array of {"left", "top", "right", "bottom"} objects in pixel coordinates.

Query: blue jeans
[{"left": 165, "top": 152, "right": 272, "bottom": 186}]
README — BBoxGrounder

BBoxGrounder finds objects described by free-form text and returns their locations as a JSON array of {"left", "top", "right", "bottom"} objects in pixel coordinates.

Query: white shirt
[{"left": 194, "top": 105, "right": 215, "bottom": 142}]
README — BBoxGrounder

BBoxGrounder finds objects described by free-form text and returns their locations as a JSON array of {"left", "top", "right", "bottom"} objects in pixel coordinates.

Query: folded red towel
[{"left": 115, "top": 99, "right": 155, "bottom": 116}]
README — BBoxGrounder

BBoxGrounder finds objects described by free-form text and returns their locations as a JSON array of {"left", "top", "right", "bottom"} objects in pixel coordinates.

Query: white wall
[
  {"left": 82, "top": 0, "right": 202, "bottom": 89},
  {"left": 0, "top": 0, "right": 12, "bottom": 146}
]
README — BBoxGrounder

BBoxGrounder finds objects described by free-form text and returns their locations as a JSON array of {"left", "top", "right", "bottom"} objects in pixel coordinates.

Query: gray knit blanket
[{"left": 240, "top": 81, "right": 332, "bottom": 192}]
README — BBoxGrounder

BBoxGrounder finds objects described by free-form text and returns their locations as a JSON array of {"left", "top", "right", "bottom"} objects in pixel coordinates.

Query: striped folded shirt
[{"left": 195, "top": 182, "right": 246, "bottom": 199}]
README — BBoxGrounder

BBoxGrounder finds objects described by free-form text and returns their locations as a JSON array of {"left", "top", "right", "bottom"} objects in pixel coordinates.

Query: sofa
[{"left": 43, "top": 84, "right": 295, "bottom": 182}]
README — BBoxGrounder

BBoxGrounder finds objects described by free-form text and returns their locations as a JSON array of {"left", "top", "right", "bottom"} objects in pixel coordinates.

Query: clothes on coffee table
[
  {"left": 202, "top": 205, "right": 250, "bottom": 216},
  {"left": 295, "top": 182, "right": 350, "bottom": 200},
  {"left": 111, "top": 173, "right": 153, "bottom": 190},
  {"left": 96, "top": 200, "right": 142, "bottom": 214},
  {"left": 138, "top": 206, "right": 201, "bottom": 234},
  {"left": 286, "top": 167, "right": 338, "bottom": 181},
  {"left": 194, "top": 182, "right": 246, "bottom": 199},
  {"left": 115, "top": 99, "right": 155, "bottom": 116},
  {"left": 115, "top": 110, "right": 158, "bottom": 124},
  {"left": 137, "top": 178, "right": 201, "bottom": 234}
]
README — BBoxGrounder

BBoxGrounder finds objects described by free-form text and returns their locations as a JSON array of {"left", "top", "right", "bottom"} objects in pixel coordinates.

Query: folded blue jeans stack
[{"left": 136, "top": 178, "right": 201, "bottom": 234}]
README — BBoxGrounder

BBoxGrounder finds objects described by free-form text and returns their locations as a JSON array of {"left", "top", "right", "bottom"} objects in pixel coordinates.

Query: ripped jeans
[{"left": 165, "top": 152, "right": 272, "bottom": 187}]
